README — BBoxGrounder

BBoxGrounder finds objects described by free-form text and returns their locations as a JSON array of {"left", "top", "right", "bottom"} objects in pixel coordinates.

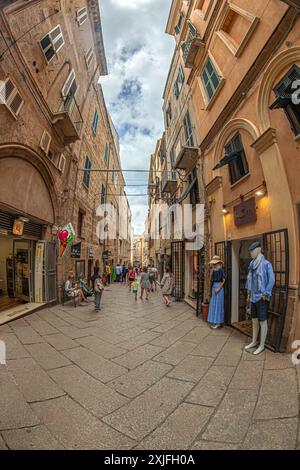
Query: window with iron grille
[
  {"left": 83, "top": 156, "right": 92, "bottom": 188},
  {"left": 40, "top": 25, "right": 64, "bottom": 63},
  {"left": 225, "top": 132, "right": 249, "bottom": 185},
  {"left": 92, "top": 109, "right": 99, "bottom": 134},
  {"left": 183, "top": 111, "right": 194, "bottom": 146},
  {"left": 201, "top": 57, "right": 221, "bottom": 101},
  {"left": 270, "top": 65, "right": 300, "bottom": 137}
]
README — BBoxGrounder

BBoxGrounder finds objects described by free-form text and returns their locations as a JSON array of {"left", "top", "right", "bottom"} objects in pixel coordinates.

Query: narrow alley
[{"left": 0, "top": 285, "right": 299, "bottom": 450}]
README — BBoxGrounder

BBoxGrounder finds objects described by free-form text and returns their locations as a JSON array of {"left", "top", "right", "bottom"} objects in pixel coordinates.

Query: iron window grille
[{"left": 40, "top": 25, "right": 64, "bottom": 63}]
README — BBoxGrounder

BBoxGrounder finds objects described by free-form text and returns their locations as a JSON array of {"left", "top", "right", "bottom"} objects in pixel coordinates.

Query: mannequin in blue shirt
[{"left": 245, "top": 241, "right": 275, "bottom": 355}]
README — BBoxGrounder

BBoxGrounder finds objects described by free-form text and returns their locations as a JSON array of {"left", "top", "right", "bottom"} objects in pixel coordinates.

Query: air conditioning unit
[
  {"left": 57, "top": 154, "right": 66, "bottom": 173},
  {"left": 40, "top": 130, "right": 51, "bottom": 155}
]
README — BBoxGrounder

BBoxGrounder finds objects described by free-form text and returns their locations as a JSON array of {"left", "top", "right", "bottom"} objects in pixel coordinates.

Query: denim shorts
[{"left": 251, "top": 299, "right": 269, "bottom": 321}]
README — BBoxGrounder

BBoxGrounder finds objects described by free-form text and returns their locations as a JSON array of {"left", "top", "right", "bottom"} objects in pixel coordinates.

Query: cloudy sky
[{"left": 100, "top": 0, "right": 174, "bottom": 234}]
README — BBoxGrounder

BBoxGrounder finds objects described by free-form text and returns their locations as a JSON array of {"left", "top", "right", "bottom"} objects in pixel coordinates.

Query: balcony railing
[
  {"left": 181, "top": 23, "right": 204, "bottom": 69},
  {"left": 52, "top": 95, "right": 83, "bottom": 143},
  {"left": 161, "top": 169, "right": 177, "bottom": 194},
  {"left": 174, "top": 126, "right": 199, "bottom": 171}
]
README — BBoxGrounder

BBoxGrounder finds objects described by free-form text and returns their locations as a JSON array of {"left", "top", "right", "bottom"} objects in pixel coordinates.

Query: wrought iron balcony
[
  {"left": 161, "top": 169, "right": 177, "bottom": 194},
  {"left": 181, "top": 23, "right": 204, "bottom": 69},
  {"left": 174, "top": 127, "right": 199, "bottom": 171},
  {"left": 52, "top": 95, "right": 83, "bottom": 143}
]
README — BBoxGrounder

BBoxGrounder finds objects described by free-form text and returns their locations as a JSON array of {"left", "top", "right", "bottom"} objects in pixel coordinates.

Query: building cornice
[
  {"left": 206, "top": 176, "right": 222, "bottom": 195},
  {"left": 251, "top": 128, "right": 277, "bottom": 155},
  {"left": 87, "top": 0, "right": 108, "bottom": 76}
]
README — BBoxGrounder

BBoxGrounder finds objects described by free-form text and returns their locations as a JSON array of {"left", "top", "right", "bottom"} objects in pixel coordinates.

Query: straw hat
[{"left": 209, "top": 255, "right": 224, "bottom": 265}]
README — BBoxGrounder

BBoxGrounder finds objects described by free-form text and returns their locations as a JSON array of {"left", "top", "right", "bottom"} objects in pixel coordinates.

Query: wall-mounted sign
[
  {"left": 234, "top": 197, "right": 257, "bottom": 226},
  {"left": 12, "top": 219, "right": 24, "bottom": 236},
  {"left": 71, "top": 242, "right": 82, "bottom": 259}
]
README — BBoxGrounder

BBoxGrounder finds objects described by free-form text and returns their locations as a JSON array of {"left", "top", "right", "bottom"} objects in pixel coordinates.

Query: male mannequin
[{"left": 245, "top": 241, "right": 275, "bottom": 355}]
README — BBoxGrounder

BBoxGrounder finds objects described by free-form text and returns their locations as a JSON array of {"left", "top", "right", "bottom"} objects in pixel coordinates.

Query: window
[
  {"left": 225, "top": 132, "right": 249, "bottom": 185},
  {"left": 104, "top": 143, "right": 109, "bottom": 164},
  {"left": 0, "top": 77, "right": 24, "bottom": 118},
  {"left": 85, "top": 47, "right": 94, "bottom": 69},
  {"left": 201, "top": 58, "right": 221, "bottom": 101},
  {"left": 183, "top": 111, "right": 194, "bottom": 146},
  {"left": 174, "top": 12, "right": 184, "bottom": 35},
  {"left": 270, "top": 65, "right": 300, "bottom": 137},
  {"left": 101, "top": 184, "right": 106, "bottom": 205},
  {"left": 170, "top": 146, "right": 176, "bottom": 179},
  {"left": 61, "top": 70, "right": 77, "bottom": 111},
  {"left": 166, "top": 102, "right": 172, "bottom": 127},
  {"left": 92, "top": 109, "right": 99, "bottom": 134},
  {"left": 173, "top": 65, "right": 185, "bottom": 99},
  {"left": 83, "top": 156, "right": 92, "bottom": 188},
  {"left": 77, "top": 211, "right": 84, "bottom": 238},
  {"left": 40, "top": 25, "right": 64, "bottom": 63},
  {"left": 189, "top": 169, "right": 200, "bottom": 206},
  {"left": 76, "top": 7, "right": 88, "bottom": 25}
]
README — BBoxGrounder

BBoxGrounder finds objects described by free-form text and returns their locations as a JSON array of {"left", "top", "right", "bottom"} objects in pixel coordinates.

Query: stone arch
[
  {"left": 0, "top": 144, "right": 59, "bottom": 224},
  {"left": 257, "top": 46, "right": 300, "bottom": 133},
  {"left": 213, "top": 118, "right": 260, "bottom": 171}
]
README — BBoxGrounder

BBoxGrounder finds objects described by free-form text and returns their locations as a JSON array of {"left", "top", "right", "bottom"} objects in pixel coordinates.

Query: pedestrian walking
[
  {"left": 132, "top": 278, "right": 139, "bottom": 301},
  {"left": 128, "top": 266, "right": 136, "bottom": 291},
  {"left": 207, "top": 256, "right": 226, "bottom": 329},
  {"left": 149, "top": 264, "right": 158, "bottom": 292},
  {"left": 105, "top": 263, "right": 111, "bottom": 285},
  {"left": 94, "top": 274, "right": 104, "bottom": 312},
  {"left": 121, "top": 263, "right": 128, "bottom": 284},
  {"left": 160, "top": 267, "right": 174, "bottom": 306},
  {"left": 140, "top": 267, "right": 151, "bottom": 300},
  {"left": 116, "top": 263, "right": 122, "bottom": 283}
]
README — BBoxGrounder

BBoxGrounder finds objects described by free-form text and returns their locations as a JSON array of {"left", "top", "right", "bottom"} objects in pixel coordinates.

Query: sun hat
[{"left": 209, "top": 255, "right": 224, "bottom": 265}]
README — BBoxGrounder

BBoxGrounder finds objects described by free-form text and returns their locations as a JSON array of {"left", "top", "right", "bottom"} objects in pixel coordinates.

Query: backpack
[{"left": 94, "top": 278, "right": 103, "bottom": 293}]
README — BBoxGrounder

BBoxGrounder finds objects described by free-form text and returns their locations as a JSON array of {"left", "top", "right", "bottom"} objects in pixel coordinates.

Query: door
[
  {"left": 44, "top": 242, "right": 57, "bottom": 302},
  {"left": 171, "top": 241, "right": 185, "bottom": 300},
  {"left": 13, "top": 240, "right": 33, "bottom": 302},
  {"left": 263, "top": 229, "right": 289, "bottom": 352},
  {"left": 215, "top": 241, "right": 232, "bottom": 325}
]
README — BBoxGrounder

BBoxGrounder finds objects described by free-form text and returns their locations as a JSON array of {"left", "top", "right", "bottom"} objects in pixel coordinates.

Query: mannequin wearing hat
[
  {"left": 245, "top": 242, "right": 275, "bottom": 355},
  {"left": 208, "top": 256, "right": 226, "bottom": 329}
]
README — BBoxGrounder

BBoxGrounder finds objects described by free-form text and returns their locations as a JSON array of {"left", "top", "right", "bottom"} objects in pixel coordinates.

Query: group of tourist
[{"left": 64, "top": 263, "right": 175, "bottom": 311}]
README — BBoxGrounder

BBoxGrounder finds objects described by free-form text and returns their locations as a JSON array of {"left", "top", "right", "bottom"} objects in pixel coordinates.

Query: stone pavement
[{"left": 0, "top": 283, "right": 299, "bottom": 450}]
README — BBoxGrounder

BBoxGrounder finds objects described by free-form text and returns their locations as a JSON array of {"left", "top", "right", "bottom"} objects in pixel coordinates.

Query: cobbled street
[{"left": 0, "top": 284, "right": 299, "bottom": 450}]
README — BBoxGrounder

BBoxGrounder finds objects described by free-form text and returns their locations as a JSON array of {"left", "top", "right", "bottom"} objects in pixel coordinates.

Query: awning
[
  {"left": 177, "top": 176, "right": 197, "bottom": 204},
  {"left": 213, "top": 150, "right": 242, "bottom": 171},
  {"left": 270, "top": 95, "right": 292, "bottom": 110}
]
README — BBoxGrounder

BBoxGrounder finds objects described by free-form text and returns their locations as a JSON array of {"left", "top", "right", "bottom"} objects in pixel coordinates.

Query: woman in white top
[
  {"left": 161, "top": 267, "right": 174, "bottom": 307},
  {"left": 65, "top": 272, "right": 86, "bottom": 306}
]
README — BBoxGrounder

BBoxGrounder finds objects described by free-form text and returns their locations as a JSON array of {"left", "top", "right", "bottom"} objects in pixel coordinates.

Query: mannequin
[{"left": 245, "top": 242, "right": 275, "bottom": 355}]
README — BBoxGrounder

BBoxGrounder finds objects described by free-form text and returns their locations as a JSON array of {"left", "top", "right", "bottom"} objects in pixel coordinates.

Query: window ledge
[
  {"left": 203, "top": 78, "right": 225, "bottom": 111},
  {"left": 230, "top": 172, "right": 250, "bottom": 189}
]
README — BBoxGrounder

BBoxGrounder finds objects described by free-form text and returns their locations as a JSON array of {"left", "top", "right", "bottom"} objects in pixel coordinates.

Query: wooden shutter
[{"left": 40, "top": 130, "right": 51, "bottom": 154}]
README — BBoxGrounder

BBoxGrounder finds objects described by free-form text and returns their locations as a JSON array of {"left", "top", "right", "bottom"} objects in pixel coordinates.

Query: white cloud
[{"left": 100, "top": 0, "right": 174, "bottom": 234}]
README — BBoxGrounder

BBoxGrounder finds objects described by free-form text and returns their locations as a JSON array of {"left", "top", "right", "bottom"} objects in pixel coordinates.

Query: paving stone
[
  {"left": 12, "top": 326, "right": 43, "bottom": 345},
  {"left": 254, "top": 369, "right": 299, "bottom": 420},
  {"left": 103, "top": 377, "right": 194, "bottom": 441},
  {"left": 44, "top": 333, "right": 79, "bottom": 351},
  {"left": 2, "top": 425, "right": 65, "bottom": 450},
  {"left": 264, "top": 351, "right": 294, "bottom": 369},
  {"left": 0, "top": 435, "right": 8, "bottom": 449},
  {"left": 7, "top": 358, "right": 65, "bottom": 402},
  {"left": 151, "top": 312, "right": 193, "bottom": 333},
  {"left": 31, "top": 396, "right": 135, "bottom": 449},
  {"left": 25, "top": 343, "right": 70, "bottom": 370},
  {"left": 138, "top": 403, "right": 213, "bottom": 450},
  {"left": 63, "top": 347, "right": 127, "bottom": 383},
  {"left": 189, "top": 335, "right": 228, "bottom": 358},
  {"left": 25, "top": 317, "right": 58, "bottom": 336},
  {"left": 37, "top": 310, "right": 71, "bottom": 328},
  {"left": 241, "top": 349, "right": 266, "bottom": 361},
  {"left": 181, "top": 326, "right": 210, "bottom": 344},
  {"left": 191, "top": 441, "right": 239, "bottom": 450},
  {"left": 0, "top": 332, "right": 30, "bottom": 359},
  {"left": 241, "top": 418, "right": 298, "bottom": 450},
  {"left": 214, "top": 340, "right": 243, "bottom": 366},
  {"left": 0, "top": 369, "right": 40, "bottom": 430},
  {"left": 150, "top": 320, "right": 197, "bottom": 348},
  {"left": 229, "top": 360, "right": 264, "bottom": 390},
  {"left": 202, "top": 389, "right": 257, "bottom": 443},
  {"left": 296, "top": 365, "right": 300, "bottom": 393},
  {"left": 186, "top": 366, "right": 235, "bottom": 407},
  {"left": 117, "top": 331, "right": 161, "bottom": 351},
  {"left": 77, "top": 335, "right": 127, "bottom": 359},
  {"left": 10, "top": 318, "right": 28, "bottom": 328},
  {"left": 49, "top": 365, "right": 129, "bottom": 418},
  {"left": 109, "top": 360, "right": 172, "bottom": 398},
  {"left": 0, "top": 324, "right": 12, "bottom": 333},
  {"left": 168, "top": 355, "right": 213, "bottom": 383},
  {"left": 154, "top": 341, "right": 197, "bottom": 366},
  {"left": 56, "top": 325, "right": 91, "bottom": 339},
  {"left": 112, "top": 343, "right": 164, "bottom": 369},
  {"left": 82, "top": 326, "right": 128, "bottom": 345}
]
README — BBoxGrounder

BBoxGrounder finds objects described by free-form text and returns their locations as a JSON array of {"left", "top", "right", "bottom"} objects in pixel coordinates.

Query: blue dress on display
[{"left": 208, "top": 269, "right": 226, "bottom": 325}]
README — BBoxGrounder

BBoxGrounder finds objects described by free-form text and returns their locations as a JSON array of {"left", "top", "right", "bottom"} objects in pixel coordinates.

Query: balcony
[
  {"left": 52, "top": 95, "right": 83, "bottom": 144},
  {"left": 161, "top": 169, "right": 177, "bottom": 194},
  {"left": 181, "top": 23, "right": 204, "bottom": 69},
  {"left": 174, "top": 128, "right": 199, "bottom": 171}
]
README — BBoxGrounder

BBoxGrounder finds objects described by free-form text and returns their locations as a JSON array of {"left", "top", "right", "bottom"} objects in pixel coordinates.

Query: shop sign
[
  {"left": 71, "top": 242, "right": 82, "bottom": 259},
  {"left": 234, "top": 197, "right": 257, "bottom": 226},
  {"left": 12, "top": 219, "right": 24, "bottom": 236},
  {"left": 88, "top": 247, "right": 94, "bottom": 259}
]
